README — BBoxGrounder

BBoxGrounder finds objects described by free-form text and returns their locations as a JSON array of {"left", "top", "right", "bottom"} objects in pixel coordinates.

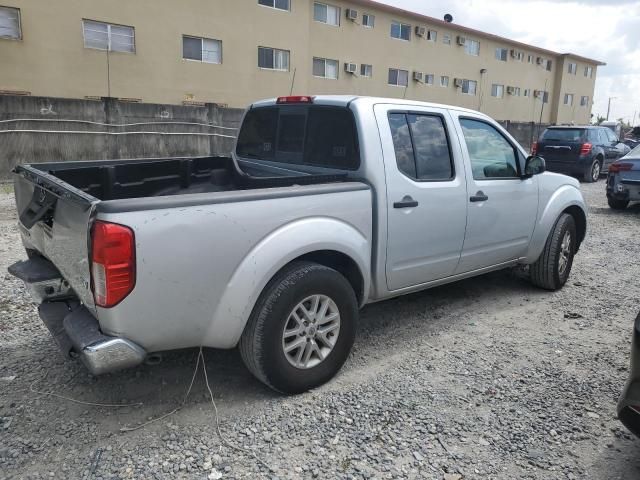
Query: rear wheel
[
  {"left": 584, "top": 159, "right": 601, "bottom": 183},
  {"left": 530, "top": 213, "right": 576, "bottom": 291},
  {"left": 608, "top": 197, "right": 629, "bottom": 210},
  {"left": 239, "top": 261, "right": 357, "bottom": 394}
]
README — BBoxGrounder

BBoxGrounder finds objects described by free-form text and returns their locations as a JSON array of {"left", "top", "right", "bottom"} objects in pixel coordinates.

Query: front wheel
[
  {"left": 239, "top": 261, "right": 358, "bottom": 394},
  {"left": 608, "top": 197, "right": 629, "bottom": 210},
  {"left": 583, "top": 159, "right": 601, "bottom": 183},
  {"left": 529, "top": 213, "right": 576, "bottom": 291}
]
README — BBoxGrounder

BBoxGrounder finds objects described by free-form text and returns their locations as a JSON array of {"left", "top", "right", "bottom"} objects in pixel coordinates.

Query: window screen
[{"left": 0, "top": 6, "right": 21, "bottom": 39}]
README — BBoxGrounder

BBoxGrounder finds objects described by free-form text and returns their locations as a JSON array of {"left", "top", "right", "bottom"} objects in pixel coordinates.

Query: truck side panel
[{"left": 94, "top": 184, "right": 372, "bottom": 352}]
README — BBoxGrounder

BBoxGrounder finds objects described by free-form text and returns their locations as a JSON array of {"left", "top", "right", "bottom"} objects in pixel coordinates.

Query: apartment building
[{"left": 0, "top": 0, "right": 604, "bottom": 124}]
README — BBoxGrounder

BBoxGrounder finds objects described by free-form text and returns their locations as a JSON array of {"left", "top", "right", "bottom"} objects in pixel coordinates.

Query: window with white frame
[
  {"left": 83, "top": 20, "right": 135, "bottom": 52},
  {"left": 388, "top": 68, "right": 408, "bottom": 86},
  {"left": 584, "top": 66, "right": 593, "bottom": 78},
  {"left": 546, "top": 59, "right": 552, "bottom": 71},
  {"left": 461, "top": 79, "right": 477, "bottom": 95},
  {"left": 313, "top": 57, "right": 338, "bottom": 79},
  {"left": 515, "top": 87, "right": 521, "bottom": 96},
  {"left": 442, "top": 34, "right": 451, "bottom": 45},
  {"left": 360, "top": 63, "right": 372, "bottom": 77},
  {"left": 440, "top": 75, "right": 449, "bottom": 87},
  {"left": 0, "top": 6, "right": 21, "bottom": 40},
  {"left": 542, "top": 91, "right": 549, "bottom": 103},
  {"left": 564, "top": 93, "right": 574, "bottom": 106},
  {"left": 258, "top": 46, "right": 289, "bottom": 70},
  {"left": 524, "top": 89, "right": 530, "bottom": 97},
  {"left": 362, "top": 13, "right": 375, "bottom": 27},
  {"left": 527, "top": 54, "right": 533, "bottom": 63},
  {"left": 495, "top": 48, "right": 508, "bottom": 61},
  {"left": 465, "top": 39, "right": 480, "bottom": 56},
  {"left": 313, "top": 2, "right": 340, "bottom": 26},
  {"left": 491, "top": 84, "right": 504, "bottom": 98},
  {"left": 390, "top": 21, "right": 411, "bottom": 41},
  {"left": 427, "top": 30, "right": 437, "bottom": 41},
  {"left": 568, "top": 62, "right": 577, "bottom": 74},
  {"left": 258, "top": 0, "right": 290, "bottom": 10},
  {"left": 425, "top": 74, "right": 434, "bottom": 85},
  {"left": 580, "top": 96, "right": 589, "bottom": 107},
  {"left": 183, "top": 36, "right": 221, "bottom": 63}
]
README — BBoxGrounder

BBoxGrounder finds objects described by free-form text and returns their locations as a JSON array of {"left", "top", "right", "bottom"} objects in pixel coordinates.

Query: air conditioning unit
[
  {"left": 510, "top": 49, "right": 517, "bottom": 58},
  {"left": 456, "top": 35, "right": 466, "bottom": 45},
  {"left": 507, "top": 86, "right": 515, "bottom": 95},
  {"left": 413, "top": 71, "right": 423, "bottom": 82},
  {"left": 534, "top": 90, "right": 542, "bottom": 98},
  {"left": 454, "top": 78, "right": 463, "bottom": 88},
  {"left": 536, "top": 57, "right": 543, "bottom": 65},
  {"left": 344, "top": 62, "right": 357, "bottom": 74},
  {"left": 345, "top": 8, "right": 358, "bottom": 21},
  {"left": 415, "top": 26, "right": 426, "bottom": 37}
]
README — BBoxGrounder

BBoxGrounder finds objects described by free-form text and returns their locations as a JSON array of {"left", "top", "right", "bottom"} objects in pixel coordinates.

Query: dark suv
[{"left": 532, "top": 126, "right": 631, "bottom": 182}]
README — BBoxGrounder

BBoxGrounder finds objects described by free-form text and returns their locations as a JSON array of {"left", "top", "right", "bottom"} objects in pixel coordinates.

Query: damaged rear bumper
[{"left": 618, "top": 311, "right": 640, "bottom": 437}]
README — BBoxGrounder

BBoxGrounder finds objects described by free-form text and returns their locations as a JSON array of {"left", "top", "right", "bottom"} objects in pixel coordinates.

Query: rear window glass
[
  {"left": 236, "top": 105, "right": 360, "bottom": 170},
  {"left": 541, "top": 129, "right": 585, "bottom": 142}
]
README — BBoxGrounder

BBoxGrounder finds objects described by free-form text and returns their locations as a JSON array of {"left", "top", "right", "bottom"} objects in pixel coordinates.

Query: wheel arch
[{"left": 563, "top": 205, "right": 586, "bottom": 251}]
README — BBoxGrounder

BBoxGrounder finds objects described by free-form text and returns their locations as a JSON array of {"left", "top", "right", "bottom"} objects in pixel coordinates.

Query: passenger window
[
  {"left": 388, "top": 113, "right": 454, "bottom": 181},
  {"left": 605, "top": 129, "right": 618, "bottom": 143},
  {"left": 460, "top": 118, "right": 519, "bottom": 179}
]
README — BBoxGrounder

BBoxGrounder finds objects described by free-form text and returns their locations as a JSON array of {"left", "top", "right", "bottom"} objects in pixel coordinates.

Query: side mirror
[{"left": 524, "top": 155, "right": 546, "bottom": 177}]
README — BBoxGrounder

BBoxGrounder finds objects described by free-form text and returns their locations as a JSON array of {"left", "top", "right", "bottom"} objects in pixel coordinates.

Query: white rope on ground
[
  {"left": 0, "top": 129, "right": 237, "bottom": 138},
  {"left": 0, "top": 118, "right": 238, "bottom": 130}
]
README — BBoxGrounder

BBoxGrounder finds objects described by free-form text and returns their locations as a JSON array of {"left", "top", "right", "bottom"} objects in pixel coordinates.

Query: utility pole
[{"left": 606, "top": 97, "right": 616, "bottom": 121}]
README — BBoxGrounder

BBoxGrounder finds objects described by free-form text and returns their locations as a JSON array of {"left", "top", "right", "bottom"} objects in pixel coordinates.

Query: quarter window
[
  {"left": 460, "top": 118, "right": 519, "bottom": 180},
  {"left": 362, "top": 13, "right": 375, "bottom": 27},
  {"left": 0, "top": 6, "right": 21, "bottom": 40},
  {"left": 388, "top": 68, "right": 408, "bottom": 86},
  {"left": 258, "top": 46, "right": 289, "bottom": 70},
  {"left": 389, "top": 113, "right": 454, "bottom": 181},
  {"left": 313, "top": 57, "right": 338, "bottom": 79},
  {"left": 465, "top": 39, "right": 480, "bottom": 56},
  {"left": 183, "top": 36, "right": 222, "bottom": 64},
  {"left": 258, "top": 0, "right": 290, "bottom": 10},
  {"left": 495, "top": 48, "right": 508, "bottom": 61},
  {"left": 313, "top": 2, "right": 340, "bottom": 26},
  {"left": 83, "top": 20, "right": 135, "bottom": 52},
  {"left": 391, "top": 21, "right": 411, "bottom": 41}
]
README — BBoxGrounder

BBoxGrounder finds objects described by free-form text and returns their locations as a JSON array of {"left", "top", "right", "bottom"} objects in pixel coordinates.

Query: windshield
[
  {"left": 540, "top": 128, "right": 585, "bottom": 142},
  {"left": 236, "top": 105, "right": 360, "bottom": 170}
]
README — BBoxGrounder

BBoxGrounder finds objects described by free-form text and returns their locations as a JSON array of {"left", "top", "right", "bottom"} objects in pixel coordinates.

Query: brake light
[
  {"left": 91, "top": 221, "right": 135, "bottom": 308},
  {"left": 579, "top": 143, "right": 592, "bottom": 155},
  {"left": 276, "top": 95, "right": 314, "bottom": 104},
  {"left": 531, "top": 141, "right": 538, "bottom": 155},
  {"left": 609, "top": 162, "right": 633, "bottom": 173}
]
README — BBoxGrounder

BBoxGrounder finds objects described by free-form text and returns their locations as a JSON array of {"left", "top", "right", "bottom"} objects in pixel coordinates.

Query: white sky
[{"left": 379, "top": 0, "right": 640, "bottom": 125}]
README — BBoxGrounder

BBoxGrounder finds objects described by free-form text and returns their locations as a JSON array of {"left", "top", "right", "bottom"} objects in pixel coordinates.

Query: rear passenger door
[
  {"left": 375, "top": 105, "right": 468, "bottom": 290},
  {"left": 453, "top": 115, "right": 538, "bottom": 273}
]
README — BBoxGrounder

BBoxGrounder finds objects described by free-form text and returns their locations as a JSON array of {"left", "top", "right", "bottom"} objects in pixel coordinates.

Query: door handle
[
  {"left": 470, "top": 191, "right": 488, "bottom": 202},
  {"left": 393, "top": 196, "right": 419, "bottom": 208}
]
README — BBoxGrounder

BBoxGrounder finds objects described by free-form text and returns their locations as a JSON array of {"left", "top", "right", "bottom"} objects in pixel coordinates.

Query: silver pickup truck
[{"left": 8, "top": 95, "right": 587, "bottom": 393}]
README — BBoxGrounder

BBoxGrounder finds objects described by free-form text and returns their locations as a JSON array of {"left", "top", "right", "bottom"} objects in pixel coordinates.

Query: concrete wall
[{"left": 0, "top": 95, "right": 243, "bottom": 178}]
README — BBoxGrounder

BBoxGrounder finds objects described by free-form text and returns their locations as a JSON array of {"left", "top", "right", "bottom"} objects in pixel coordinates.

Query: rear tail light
[
  {"left": 579, "top": 143, "right": 592, "bottom": 155},
  {"left": 609, "top": 162, "right": 633, "bottom": 173},
  {"left": 276, "top": 95, "right": 314, "bottom": 104},
  {"left": 91, "top": 221, "right": 135, "bottom": 308},
  {"left": 531, "top": 142, "right": 538, "bottom": 155}
]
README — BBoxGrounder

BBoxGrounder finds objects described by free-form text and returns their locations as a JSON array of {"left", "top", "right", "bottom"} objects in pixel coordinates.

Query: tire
[
  {"left": 608, "top": 197, "right": 629, "bottom": 210},
  {"left": 583, "top": 158, "right": 601, "bottom": 183},
  {"left": 529, "top": 213, "right": 576, "bottom": 291},
  {"left": 239, "top": 261, "right": 358, "bottom": 394}
]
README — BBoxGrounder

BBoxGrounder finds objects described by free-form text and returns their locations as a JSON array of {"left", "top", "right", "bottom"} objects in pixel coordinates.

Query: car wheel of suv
[
  {"left": 584, "top": 159, "right": 601, "bottom": 183},
  {"left": 529, "top": 213, "right": 576, "bottom": 291},
  {"left": 608, "top": 197, "right": 629, "bottom": 210},
  {"left": 239, "top": 261, "right": 358, "bottom": 394}
]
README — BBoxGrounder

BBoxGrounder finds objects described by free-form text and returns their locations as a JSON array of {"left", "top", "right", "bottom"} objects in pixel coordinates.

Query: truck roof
[{"left": 250, "top": 95, "right": 491, "bottom": 119}]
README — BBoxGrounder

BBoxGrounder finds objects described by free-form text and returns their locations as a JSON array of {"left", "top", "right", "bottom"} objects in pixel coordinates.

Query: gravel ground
[{"left": 1, "top": 181, "right": 639, "bottom": 480}]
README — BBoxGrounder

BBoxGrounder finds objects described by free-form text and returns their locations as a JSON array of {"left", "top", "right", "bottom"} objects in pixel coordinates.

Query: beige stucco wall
[{"left": 0, "top": 0, "right": 600, "bottom": 123}]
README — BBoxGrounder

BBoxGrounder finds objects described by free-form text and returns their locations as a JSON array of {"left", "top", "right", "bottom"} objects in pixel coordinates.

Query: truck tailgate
[{"left": 13, "top": 166, "right": 98, "bottom": 311}]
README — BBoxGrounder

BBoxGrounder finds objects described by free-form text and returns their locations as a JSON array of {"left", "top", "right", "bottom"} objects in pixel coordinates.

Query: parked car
[
  {"left": 606, "top": 144, "right": 640, "bottom": 209},
  {"left": 601, "top": 120, "right": 624, "bottom": 142},
  {"left": 618, "top": 311, "right": 640, "bottom": 437},
  {"left": 8, "top": 95, "right": 587, "bottom": 393},
  {"left": 623, "top": 126, "right": 640, "bottom": 150},
  {"left": 532, "top": 125, "right": 630, "bottom": 182}
]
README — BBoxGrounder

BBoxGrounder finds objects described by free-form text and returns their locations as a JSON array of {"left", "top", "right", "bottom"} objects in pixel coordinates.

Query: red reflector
[
  {"left": 91, "top": 221, "right": 135, "bottom": 308},
  {"left": 276, "top": 95, "right": 314, "bottom": 104},
  {"left": 579, "top": 143, "right": 592, "bottom": 155},
  {"left": 609, "top": 162, "right": 633, "bottom": 173},
  {"left": 531, "top": 141, "right": 538, "bottom": 155}
]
